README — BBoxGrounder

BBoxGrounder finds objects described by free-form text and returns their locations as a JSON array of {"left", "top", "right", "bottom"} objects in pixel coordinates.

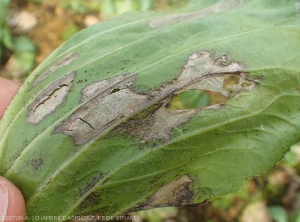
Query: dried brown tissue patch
[
  {"left": 132, "top": 175, "right": 194, "bottom": 211},
  {"left": 27, "top": 71, "right": 76, "bottom": 124},
  {"left": 33, "top": 52, "right": 80, "bottom": 86},
  {"left": 148, "top": 0, "right": 244, "bottom": 28},
  {"left": 54, "top": 74, "right": 149, "bottom": 145},
  {"left": 79, "top": 74, "right": 134, "bottom": 103},
  {"left": 54, "top": 51, "right": 258, "bottom": 145}
]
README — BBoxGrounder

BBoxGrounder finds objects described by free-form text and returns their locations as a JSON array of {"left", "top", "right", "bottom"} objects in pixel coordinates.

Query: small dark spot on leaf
[{"left": 30, "top": 158, "right": 44, "bottom": 170}]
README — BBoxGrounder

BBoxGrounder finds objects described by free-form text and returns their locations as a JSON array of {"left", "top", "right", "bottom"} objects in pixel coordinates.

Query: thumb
[
  {"left": 0, "top": 77, "right": 20, "bottom": 119},
  {"left": 0, "top": 176, "right": 26, "bottom": 222}
]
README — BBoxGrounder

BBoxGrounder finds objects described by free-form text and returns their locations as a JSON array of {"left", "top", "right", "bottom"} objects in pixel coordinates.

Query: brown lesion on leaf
[
  {"left": 80, "top": 74, "right": 136, "bottom": 103},
  {"left": 132, "top": 174, "right": 194, "bottom": 211},
  {"left": 116, "top": 103, "right": 201, "bottom": 142},
  {"left": 78, "top": 173, "right": 104, "bottom": 197},
  {"left": 33, "top": 52, "right": 80, "bottom": 86},
  {"left": 54, "top": 50, "right": 258, "bottom": 145},
  {"left": 148, "top": 0, "right": 244, "bottom": 28},
  {"left": 116, "top": 51, "right": 258, "bottom": 142},
  {"left": 77, "top": 192, "right": 103, "bottom": 213},
  {"left": 54, "top": 74, "right": 150, "bottom": 145},
  {"left": 142, "top": 107, "right": 198, "bottom": 141},
  {"left": 27, "top": 71, "right": 76, "bottom": 124}
]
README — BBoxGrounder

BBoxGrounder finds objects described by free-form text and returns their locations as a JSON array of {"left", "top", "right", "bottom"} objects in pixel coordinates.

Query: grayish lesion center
[
  {"left": 27, "top": 71, "right": 76, "bottom": 124},
  {"left": 33, "top": 52, "right": 80, "bottom": 86}
]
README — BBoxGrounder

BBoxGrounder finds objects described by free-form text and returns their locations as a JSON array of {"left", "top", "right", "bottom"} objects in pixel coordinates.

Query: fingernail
[{"left": 0, "top": 182, "right": 8, "bottom": 222}]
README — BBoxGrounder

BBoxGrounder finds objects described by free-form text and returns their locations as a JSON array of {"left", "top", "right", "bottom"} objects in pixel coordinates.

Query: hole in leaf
[
  {"left": 223, "top": 75, "right": 240, "bottom": 88},
  {"left": 166, "top": 89, "right": 228, "bottom": 110},
  {"left": 111, "top": 88, "right": 121, "bottom": 94}
]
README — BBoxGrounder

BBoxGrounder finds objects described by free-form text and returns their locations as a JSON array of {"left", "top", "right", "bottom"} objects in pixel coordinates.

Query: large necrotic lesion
[
  {"left": 27, "top": 71, "right": 76, "bottom": 124},
  {"left": 27, "top": 51, "right": 80, "bottom": 124},
  {"left": 54, "top": 51, "right": 258, "bottom": 145},
  {"left": 130, "top": 174, "right": 194, "bottom": 211},
  {"left": 54, "top": 74, "right": 149, "bottom": 145}
]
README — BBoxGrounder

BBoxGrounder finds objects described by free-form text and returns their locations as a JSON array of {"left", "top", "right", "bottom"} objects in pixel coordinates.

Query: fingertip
[
  {"left": 0, "top": 77, "right": 20, "bottom": 119},
  {"left": 0, "top": 177, "right": 26, "bottom": 222}
]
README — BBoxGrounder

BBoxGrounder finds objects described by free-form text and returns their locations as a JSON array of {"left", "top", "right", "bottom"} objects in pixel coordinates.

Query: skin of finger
[
  {"left": 0, "top": 78, "right": 20, "bottom": 118},
  {"left": 0, "top": 78, "right": 24, "bottom": 221},
  {"left": 0, "top": 177, "right": 26, "bottom": 222}
]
